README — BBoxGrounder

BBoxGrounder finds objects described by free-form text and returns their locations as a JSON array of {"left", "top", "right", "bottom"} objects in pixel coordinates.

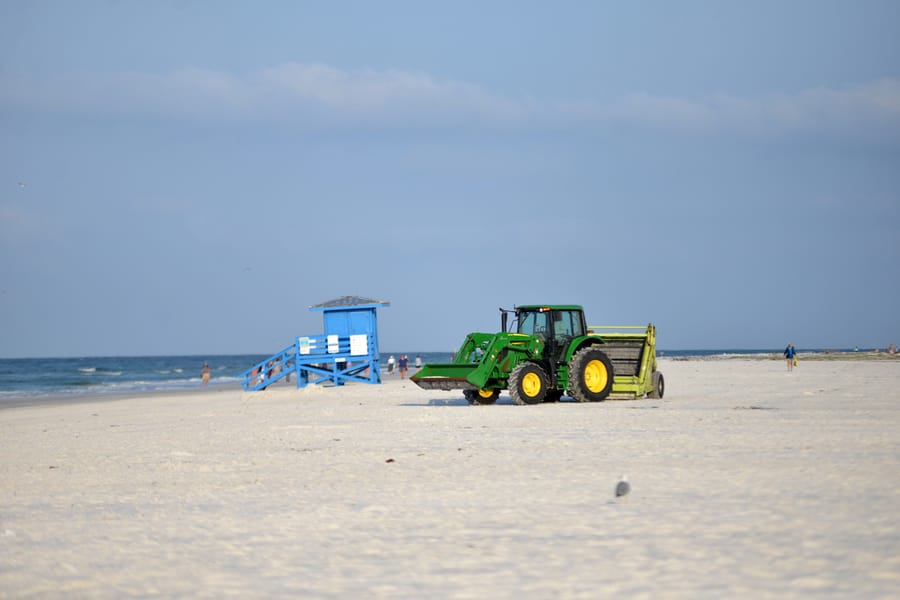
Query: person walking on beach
[
  {"left": 387, "top": 355, "right": 395, "bottom": 374},
  {"left": 201, "top": 361, "right": 211, "bottom": 385},
  {"left": 398, "top": 355, "right": 409, "bottom": 379},
  {"left": 414, "top": 355, "right": 422, "bottom": 370},
  {"left": 784, "top": 343, "right": 797, "bottom": 371}
]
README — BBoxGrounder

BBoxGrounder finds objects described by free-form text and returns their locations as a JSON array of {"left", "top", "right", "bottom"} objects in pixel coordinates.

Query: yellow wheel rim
[
  {"left": 584, "top": 359, "right": 609, "bottom": 393},
  {"left": 478, "top": 388, "right": 494, "bottom": 399},
  {"left": 522, "top": 372, "right": 542, "bottom": 397}
]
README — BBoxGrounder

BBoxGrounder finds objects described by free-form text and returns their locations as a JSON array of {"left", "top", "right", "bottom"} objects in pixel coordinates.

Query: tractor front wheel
[
  {"left": 509, "top": 362, "right": 549, "bottom": 405},
  {"left": 464, "top": 388, "right": 500, "bottom": 405},
  {"left": 568, "top": 346, "right": 614, "bottom": 402}
]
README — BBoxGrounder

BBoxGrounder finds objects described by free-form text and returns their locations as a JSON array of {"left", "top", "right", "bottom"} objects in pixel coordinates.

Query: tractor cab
[{"left": 507, "top": 305, "right": 587, "bottom": 365}]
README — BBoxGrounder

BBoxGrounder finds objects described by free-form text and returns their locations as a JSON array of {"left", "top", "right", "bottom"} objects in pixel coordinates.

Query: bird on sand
[{"left": 615, "top": 475, "right": 630, "bottom": 498}]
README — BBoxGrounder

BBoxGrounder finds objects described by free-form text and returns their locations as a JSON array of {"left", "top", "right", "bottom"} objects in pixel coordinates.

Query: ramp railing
[{"left": 239, "top": 343, "right": 297, "bottom": 391}]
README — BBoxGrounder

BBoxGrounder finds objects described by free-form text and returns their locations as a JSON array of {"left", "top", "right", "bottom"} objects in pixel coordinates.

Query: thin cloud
[
  {"left": 601, "top": 79, "right": 900, "bottom": 138},
  {"left": 256, "top": 64, "right": 527, "bottom": 118},
  {"left": 1, "top": 63, "right": 898, "bottom": 139}
]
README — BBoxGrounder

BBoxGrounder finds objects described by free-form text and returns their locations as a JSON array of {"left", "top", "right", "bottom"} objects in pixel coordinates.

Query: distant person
[
  {"left": 415, "top": 355, "right": 422, "bottom": 369},
  {"left": 398, "top": 354, "right": 409, "bottom": 379},
  {"left": 784, "top": 343, "right": 797, "bottom": 371},
  {"left": 201, "top": 361, "right": 211, "bottom": 385},
  {"left": 388, "top": 355, "right": 396, "bottom": 374}
]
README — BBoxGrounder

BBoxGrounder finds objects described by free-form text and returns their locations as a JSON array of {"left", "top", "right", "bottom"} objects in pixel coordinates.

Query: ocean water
[
  {"left": 0, "top": 349, "right": 840, "bottom": 404},
  {"left": 0, "top": 352, "right": 453, "bottom": 403},
  {"left": 0, "top": 355, "right": 260, "bottom": 403}
]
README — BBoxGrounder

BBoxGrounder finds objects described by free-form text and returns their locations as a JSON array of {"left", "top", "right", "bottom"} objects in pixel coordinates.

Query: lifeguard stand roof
[{"left": 309, "top": 296, "right": 391, "bottom": 311}]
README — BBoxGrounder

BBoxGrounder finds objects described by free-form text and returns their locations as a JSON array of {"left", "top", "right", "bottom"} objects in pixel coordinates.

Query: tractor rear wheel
[
  {"left": 464, "top": 388, "right": 499, "bottom": 405},
  {"left": 648, "top": 371, "right": 665, "bottom": 399},
  {"left": 568, "top": 346, "right": 614, "bottom": 402},
  {"left": 509, "top": 362, "right": 549, "bottom": 405}
]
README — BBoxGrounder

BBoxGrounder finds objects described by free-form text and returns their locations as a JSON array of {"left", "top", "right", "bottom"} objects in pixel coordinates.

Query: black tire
[
  {"left": 508, "top": 362, "right": 549, "bottom": 405},
  {"left": 568, "top": 346, "right": 614, "bottom": 402},
  {"left": 543, "top": 389, "right": 564, "bottom": 403},
  {"left": 648, "top": 371, "right": 665, "bottom": 399},
  {"left": 463, "top": 388, "right": 499, "bottom": 405}
]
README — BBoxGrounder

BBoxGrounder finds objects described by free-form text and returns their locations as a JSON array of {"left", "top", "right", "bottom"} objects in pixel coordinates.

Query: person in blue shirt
[{"left": 784, "top": 343, "right": 797, "bottom": 371}]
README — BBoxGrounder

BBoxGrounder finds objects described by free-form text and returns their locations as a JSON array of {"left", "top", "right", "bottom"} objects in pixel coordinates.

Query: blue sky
[{"left": 1, "top": 1, "right": 899, "bottom": 357}]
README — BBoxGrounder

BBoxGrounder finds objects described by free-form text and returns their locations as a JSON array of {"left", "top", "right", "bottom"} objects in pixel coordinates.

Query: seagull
[
  {"left": 18, "top": 182, "right": 26, "bottom": 189},
  {"left": 615, "top": 475, "right": 630, "bottom": 498}
]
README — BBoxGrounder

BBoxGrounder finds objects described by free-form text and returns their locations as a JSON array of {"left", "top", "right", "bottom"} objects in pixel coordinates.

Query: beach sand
[{"left": 2, "top": 358, "right": 899, "bottom": 598}]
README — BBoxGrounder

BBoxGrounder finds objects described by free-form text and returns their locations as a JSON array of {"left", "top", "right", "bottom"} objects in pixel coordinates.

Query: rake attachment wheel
[{"left": 649, "top": 370, "right": 665, "bottom": 399}]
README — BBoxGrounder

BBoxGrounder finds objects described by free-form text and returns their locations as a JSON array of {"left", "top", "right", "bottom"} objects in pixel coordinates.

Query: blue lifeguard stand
[{"left": 240, "top": 296, "right": 390, "bottom": 391}]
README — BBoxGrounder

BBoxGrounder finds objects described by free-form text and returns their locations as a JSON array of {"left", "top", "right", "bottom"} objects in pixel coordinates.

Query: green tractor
[{"left": 411, "top": 305, "right": 664, "bottom": 405}]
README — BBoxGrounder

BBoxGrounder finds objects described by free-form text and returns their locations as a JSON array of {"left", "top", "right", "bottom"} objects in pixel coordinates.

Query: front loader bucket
[{"left": 411, "top": 363, "right": 478, "bottom": 391}]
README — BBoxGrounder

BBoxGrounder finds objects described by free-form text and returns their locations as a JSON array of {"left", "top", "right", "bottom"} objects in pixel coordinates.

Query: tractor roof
[{"left": 516, "top": 305, "right": 584, "bottom": 312}]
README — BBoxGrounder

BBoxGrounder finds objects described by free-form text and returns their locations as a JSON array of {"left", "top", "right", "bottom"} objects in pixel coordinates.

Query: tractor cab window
[
  {"left": 518, "top": 310, "right": 549, "bottom": 338},
  {"left": 553, "top": 310, "right": 584, "bottom": 341}
]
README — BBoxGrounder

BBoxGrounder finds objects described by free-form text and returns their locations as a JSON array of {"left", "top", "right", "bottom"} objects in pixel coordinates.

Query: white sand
[{"left": 2, "top": 358, "right": 899, "bottom": 598}]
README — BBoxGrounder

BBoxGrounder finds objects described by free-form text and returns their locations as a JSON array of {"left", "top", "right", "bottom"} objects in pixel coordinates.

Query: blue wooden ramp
[{"left": 240, "top": 296, "right": 389, "bottom": 391}]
